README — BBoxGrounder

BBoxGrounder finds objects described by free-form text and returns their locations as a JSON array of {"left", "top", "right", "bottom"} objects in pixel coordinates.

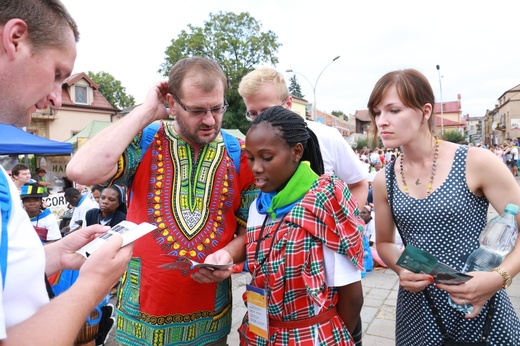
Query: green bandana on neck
[{"left": 265, "top": 161, "right": 318, "bottom": 219}]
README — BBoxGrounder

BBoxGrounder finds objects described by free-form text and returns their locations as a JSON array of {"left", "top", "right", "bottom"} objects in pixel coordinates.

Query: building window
[{"left": 75, "top": 85, "right": 88, "bottom": 104}]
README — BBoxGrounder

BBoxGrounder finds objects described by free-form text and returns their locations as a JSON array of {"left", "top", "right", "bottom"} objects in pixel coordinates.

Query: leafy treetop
[
  {"left": 159, "top": 11, "right": 282, "bottom": 132},
  {"left": 87, "top": 71, "right": 135, "bottom": 110}
]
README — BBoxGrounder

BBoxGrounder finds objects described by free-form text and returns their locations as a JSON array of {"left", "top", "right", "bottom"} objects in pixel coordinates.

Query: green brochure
[{"left": 396, "top": 245, "right": 473, "bottom": 285}]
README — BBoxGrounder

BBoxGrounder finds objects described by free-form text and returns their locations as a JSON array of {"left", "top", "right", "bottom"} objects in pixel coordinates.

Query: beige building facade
[
  {"left": 291, "top": 96, "right": 309, "bottom": 119},
  {"left": 291, "top": 95, "right": 353, "bottom": 137},
  {"left": 27, "top": 72, "right": 118, "bottom": 142},
  {"left": 485, "top": 84, "right": 520, "bottom": 145},
  {"left": 18, "top": 73, "right": 119, "bottom": 197}
]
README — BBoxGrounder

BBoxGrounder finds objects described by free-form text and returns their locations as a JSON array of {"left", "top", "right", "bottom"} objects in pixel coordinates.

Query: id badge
[{"left": 246, "top": 284, "right": 269, "bottom": 340}]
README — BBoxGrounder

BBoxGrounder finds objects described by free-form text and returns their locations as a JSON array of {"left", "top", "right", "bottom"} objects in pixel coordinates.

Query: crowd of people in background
[
  {"left": 352, "top": 147, "right": 400, "bottom": 272},
  {"left": 6, "top": 153, "right": 127, "bottom": 345},
  {"left": 18, "top": 181, "right": 126, "bottom": 345},
  {"left": 489, "top": 139, "right": 520, "bottom": 176},
  {"left": 356, "top": 138, "right": 520, "bottom": 184}
]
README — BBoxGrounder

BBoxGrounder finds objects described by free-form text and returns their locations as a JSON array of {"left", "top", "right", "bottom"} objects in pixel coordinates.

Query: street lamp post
[
  {"left": 436, "top": 65, "right": 444, "bottom": 135},
  {"left": 286, "top": 55, "right": 340, "bottom": 121}
]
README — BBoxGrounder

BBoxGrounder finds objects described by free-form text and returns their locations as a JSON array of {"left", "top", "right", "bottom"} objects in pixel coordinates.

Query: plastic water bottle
[{"left": 449, "top": 203, "right": 519, "bottom": 314}]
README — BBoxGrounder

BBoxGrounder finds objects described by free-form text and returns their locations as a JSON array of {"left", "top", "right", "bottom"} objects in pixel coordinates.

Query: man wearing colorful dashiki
[{"left": 66, "top": 56, "right": 257, "bottom": 345}]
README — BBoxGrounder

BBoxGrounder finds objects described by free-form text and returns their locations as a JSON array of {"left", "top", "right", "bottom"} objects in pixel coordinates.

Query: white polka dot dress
[{"left": 386, "top": 146, "right": 520, "bottom": 345}]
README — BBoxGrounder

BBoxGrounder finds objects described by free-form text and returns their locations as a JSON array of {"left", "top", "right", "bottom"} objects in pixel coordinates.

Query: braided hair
[{"left": 250, "top": 106, "right": 324, "bottom": 175}]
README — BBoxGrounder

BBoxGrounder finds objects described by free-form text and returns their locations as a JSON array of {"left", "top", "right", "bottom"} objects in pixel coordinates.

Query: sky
[{"left": 61, "top": 0, "right": 520, "bottom": 118}]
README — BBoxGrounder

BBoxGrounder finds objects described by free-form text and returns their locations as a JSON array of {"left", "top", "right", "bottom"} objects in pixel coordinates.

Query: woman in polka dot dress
[{"left": 368, "top": 68, "right": 520, "bottom": 345}]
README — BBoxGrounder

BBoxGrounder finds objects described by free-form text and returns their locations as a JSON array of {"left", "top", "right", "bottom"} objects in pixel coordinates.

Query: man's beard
[{"left": 176, "top": 116, "right": 221, "bottom": 146}]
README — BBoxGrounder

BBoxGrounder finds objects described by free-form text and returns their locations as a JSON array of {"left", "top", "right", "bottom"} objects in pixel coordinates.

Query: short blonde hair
[{"left": 238, "top": 67, "right": 290, "bottom": 100}]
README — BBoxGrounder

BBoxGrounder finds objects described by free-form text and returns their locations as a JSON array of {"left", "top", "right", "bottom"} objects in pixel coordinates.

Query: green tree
[
  {"left": 87, "top": 71, "right": 135, "bottom": 110},
  {"left": 331, "top": 110, "right": 347, "bottom": 120},
  {"left": 159, "top": 11, "right": 281, "bottom": 133},
  {"left": 355, "top": 136, "right": 382, "bottom": 149},
  {"left": 288, "top": 75, "right": 304, "bottom": 98},
  {"left": 442, "top": 130, "right": 465, "bottom": 143},
  {"left": 354, "top": 138, "right": 368, "bottom": 149}
]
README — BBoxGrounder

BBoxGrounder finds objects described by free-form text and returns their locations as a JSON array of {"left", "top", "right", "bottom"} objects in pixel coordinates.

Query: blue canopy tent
[{"left": 0, "top": 124, "right": 72, "bottom": 155}]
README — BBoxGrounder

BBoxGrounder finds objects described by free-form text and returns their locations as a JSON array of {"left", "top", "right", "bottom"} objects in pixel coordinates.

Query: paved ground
[{"left": 107, "top": 181, "right": 520, "bottom": 345}]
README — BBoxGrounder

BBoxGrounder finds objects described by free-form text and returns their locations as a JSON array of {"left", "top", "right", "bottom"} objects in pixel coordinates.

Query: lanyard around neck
[{"left": 252, "top": 213, "right": 288, "bottom": 282}]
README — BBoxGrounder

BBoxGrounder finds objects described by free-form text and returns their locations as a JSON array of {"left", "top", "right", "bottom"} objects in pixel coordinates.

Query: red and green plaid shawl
[{"left": 240, "top": 175, "right": 364, "bottom": 345}]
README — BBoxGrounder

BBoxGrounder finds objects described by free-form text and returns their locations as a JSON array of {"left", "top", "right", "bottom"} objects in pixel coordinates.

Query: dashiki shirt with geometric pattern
[
  {"left": 239, "top": 175, "right": 364, "bottom": 346},
  {"left": 108, "top": 122, "right": 257, "bottom": 346}
]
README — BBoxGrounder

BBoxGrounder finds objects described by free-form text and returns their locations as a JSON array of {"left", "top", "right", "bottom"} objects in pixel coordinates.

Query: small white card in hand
[{"left": 76, "top": 220, "right": 157, "bottom": 258}]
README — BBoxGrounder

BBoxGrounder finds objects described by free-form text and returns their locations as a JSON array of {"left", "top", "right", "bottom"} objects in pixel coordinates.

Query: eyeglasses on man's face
[
  {"left": 172, "top": 94, "right": 228, "bottom": 118},
  {"left": 244, "top": 98, "right": 288, "bottom": 122}
]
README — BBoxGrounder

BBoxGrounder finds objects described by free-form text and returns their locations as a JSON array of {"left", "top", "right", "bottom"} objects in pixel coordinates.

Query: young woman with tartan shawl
[{"left": 239, "top": 106, "right": 364, "bottom": 345}]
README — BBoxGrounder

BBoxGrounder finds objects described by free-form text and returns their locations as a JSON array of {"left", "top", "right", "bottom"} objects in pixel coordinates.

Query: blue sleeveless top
[{"left": 386, "top": 145, "right": 520, "bottom": 345}]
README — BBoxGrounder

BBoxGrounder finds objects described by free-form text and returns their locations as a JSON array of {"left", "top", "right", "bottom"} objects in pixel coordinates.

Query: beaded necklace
[{"left": 399, "top": 137, "right": 440, "bottom": 196}]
